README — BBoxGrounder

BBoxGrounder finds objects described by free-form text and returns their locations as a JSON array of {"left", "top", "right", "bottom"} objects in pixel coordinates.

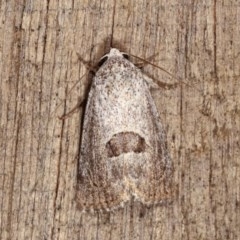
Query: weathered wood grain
[{"left": 0, "top": 0, "right": 239, "bottom": 239}]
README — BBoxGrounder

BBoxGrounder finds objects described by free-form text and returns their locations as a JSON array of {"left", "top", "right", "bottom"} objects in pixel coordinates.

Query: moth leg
[
  {"left": 142, "top": 73, "right": 178, "bottom": 90},
  {"left": 59, "top": 97, "right": 85, "bottom": 120},
  {"left": 142, "top": 74, "right": 160, "bottom": 89},
  {"left": 58, "top": 59, "right": 94, "bottom": 120},
  {"left": 76, "top": 53, "right": 98, "bottom": 74}
]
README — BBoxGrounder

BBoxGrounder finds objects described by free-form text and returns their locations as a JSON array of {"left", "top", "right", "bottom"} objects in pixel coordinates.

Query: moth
[{"left": 76, "top": 48, "right": 173, "bottom": 211}]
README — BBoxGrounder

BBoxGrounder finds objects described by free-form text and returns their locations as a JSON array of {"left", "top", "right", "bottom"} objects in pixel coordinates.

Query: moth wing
[
  {"left": 76, "top": 62, "right": 173, "bottom": 211},
  {"left": 132, "top": 86, "right": 173, "bottom": 204},
  {"left": 76, "top": 82, "right": 127, "bottom": 211}
]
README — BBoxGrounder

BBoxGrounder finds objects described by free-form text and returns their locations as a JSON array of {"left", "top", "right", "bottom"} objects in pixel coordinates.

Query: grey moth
[{"left": 76, "top": 48, "right": 173, "bottom": 211}]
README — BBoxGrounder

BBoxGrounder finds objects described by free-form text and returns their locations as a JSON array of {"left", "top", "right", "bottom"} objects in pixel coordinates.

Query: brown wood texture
[{"left": 0, "top": 0, "right": 239, "bottom": 239}]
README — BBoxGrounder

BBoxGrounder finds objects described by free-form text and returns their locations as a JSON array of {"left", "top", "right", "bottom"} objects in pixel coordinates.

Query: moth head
[
  {"left": 98, "top": 48, "right": 129, "bottom": 67},
  {"left": 98, "top": 56, "right": 108, "bottom": 67}
]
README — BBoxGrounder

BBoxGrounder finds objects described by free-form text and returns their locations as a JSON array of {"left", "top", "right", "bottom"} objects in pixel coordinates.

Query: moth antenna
[
  {"left": 51, "top": 49, "right": 100, "bottom": 120},
  {"left": 130, "top": 53, "right": 178, "bottom": 80},
  {"left": 130, "top": 53, "right": 202, "bottom": 92}
]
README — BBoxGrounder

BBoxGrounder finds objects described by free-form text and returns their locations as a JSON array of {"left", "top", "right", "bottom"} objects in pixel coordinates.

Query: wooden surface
[{"left": 1, "top": 0, "right": 240, "bottom": 239}]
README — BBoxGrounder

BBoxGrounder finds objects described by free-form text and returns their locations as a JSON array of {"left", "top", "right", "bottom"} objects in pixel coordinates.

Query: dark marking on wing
[{"left": 106, "top": 131, "right": 147, "bottom": 157}]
